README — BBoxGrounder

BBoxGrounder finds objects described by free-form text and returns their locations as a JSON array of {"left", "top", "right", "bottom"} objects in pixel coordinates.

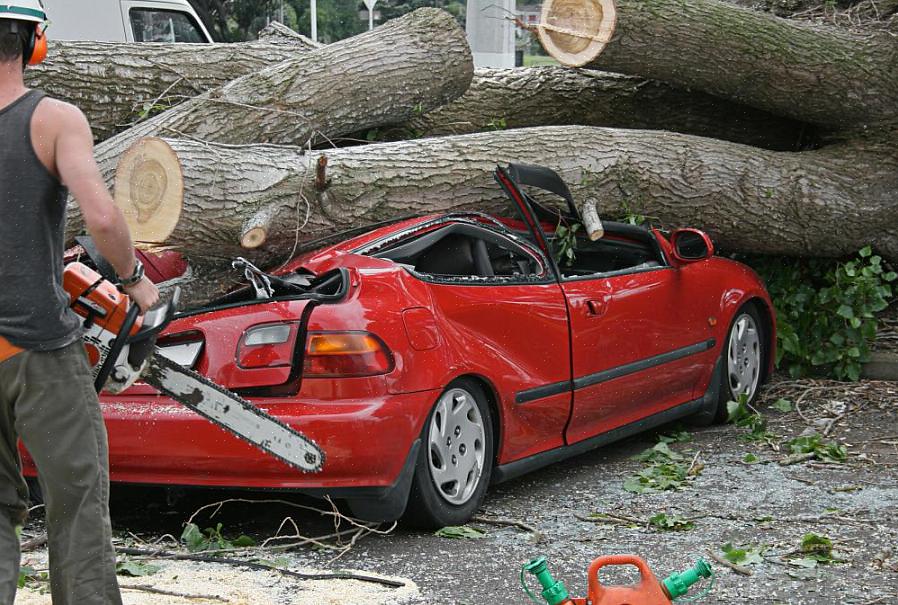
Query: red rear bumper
[{"left": 21, "top": 390, "right": 437, "bottom": 491}]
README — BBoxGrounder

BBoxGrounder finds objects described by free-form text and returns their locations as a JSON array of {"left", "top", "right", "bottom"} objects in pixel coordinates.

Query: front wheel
[
  {"left": 691, "top": 303, "right": 766, "bottom": 425},
  {"left": 404, "top": 378, "right": 494, "bottom": 528},
  {"left": 723, "top": 306, "right": 765, "bottom": 405}
]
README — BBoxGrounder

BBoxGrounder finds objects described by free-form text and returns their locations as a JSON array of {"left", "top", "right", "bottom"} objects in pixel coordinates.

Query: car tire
[
  {"left": 404, "top": 378, "right": 494, "bottom": 529},
  {"left": 691, "top": 303, "right": 766, "bottom": 425}
]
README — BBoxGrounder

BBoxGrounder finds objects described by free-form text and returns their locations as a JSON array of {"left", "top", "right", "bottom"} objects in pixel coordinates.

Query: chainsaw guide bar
[{"left": 145, "top": 354, "right": 325, "bottom": 473}]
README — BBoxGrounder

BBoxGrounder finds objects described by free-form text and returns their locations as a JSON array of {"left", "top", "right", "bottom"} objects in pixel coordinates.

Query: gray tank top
[{"left": 0, "top": 90, "right": 81, "bottom": 351}]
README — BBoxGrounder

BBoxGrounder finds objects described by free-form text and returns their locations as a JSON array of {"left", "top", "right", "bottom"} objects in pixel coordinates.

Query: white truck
[{"left": 42, "top": 0, "right": 213, "bottom": 43}]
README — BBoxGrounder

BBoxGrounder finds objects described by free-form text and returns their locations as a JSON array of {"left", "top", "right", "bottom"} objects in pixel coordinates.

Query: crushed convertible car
[{"left": 23, "top": 164, "right": 776, "bottom": 527}]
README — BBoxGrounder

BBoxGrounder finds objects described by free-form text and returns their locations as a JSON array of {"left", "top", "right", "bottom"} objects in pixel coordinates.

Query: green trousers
[{"left": 0, "top": 341, "right": 122, "bottom": 605}]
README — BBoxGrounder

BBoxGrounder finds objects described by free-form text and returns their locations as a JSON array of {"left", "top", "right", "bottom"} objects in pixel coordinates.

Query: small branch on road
[
  {"left": 471, "top": 515, "right": 544, "bottom": 543},
  {"left": 116, "top": 546, "right": 406, "bottom": 588},
  {"left": 779, "top": 452, "right": 817, "bottom": 466},
  {"left": 20, "top": 533, "right": 47, "bottom": 553},
  {"left": 574, "top": 512, "right": 645, "bottom": 527},
  {"left": 121, "top": 584, "right": 229, "bottom": 602}
]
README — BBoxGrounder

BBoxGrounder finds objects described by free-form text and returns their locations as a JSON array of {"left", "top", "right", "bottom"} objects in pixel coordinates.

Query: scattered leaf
[
  {"left": 116, "top": 561, "right": 160, "bottom": 577},
  {"left": 435, "top": 525, "right": 485, "bottom": 539},
  {"left": 648, "top": 513, "right": 694, "bottom": 532},
  {"left": 772, "top": 398, "right": 793, "bottom": 413},
  {"left": 721, "top": 543, "right": 764, "bottom": 566}
]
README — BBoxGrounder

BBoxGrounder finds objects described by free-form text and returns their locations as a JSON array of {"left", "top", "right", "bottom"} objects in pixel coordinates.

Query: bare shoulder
[
  {"left": 31, "top": 97, "right": 93, "bottom": 179},
  {"left": 33, "top": 97, "right": 91, "bottom": 136}
]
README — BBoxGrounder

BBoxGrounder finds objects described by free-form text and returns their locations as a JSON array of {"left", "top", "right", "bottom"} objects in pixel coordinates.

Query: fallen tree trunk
[
  {"left": 66, "top": 7, "right": 473, "bottom": 242},
  {"left": 257, "top": 21, "right": 323, "bottom": 47},
  {"left": 115, "top": 127, "right": 898, "bottom": 304},
  {"left": 399, "top": 67, "right": 810, "bottom": 150},
  {"left": 27, "top": 39, "right": 316, "bottom": 141},
  {"left": 536, "top": 0, "right": 898, "bottom": 128}
]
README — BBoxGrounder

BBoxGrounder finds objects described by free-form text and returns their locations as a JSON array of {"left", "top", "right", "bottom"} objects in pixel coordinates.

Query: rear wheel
[{"left": 404, "top": 378, "right": 493, "bottom": 528}]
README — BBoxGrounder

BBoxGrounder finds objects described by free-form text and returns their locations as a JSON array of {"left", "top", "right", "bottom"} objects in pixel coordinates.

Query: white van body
[{"left": 42, "top": 0, "right": 213, "bottom": 42}]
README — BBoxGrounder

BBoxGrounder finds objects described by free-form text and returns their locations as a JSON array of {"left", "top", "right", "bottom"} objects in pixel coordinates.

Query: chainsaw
[{"left": 62, "top": 260, "right": 324, "bottom": 473}]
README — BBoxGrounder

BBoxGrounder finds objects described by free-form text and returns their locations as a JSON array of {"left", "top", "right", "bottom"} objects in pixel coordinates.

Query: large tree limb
[
  {"left": 116, "top": 127, "right": 898, "bottom": 291},
  {"left": 27, "top": 39, "right": 315, "bottom": 141},
  {"left": 66, "top": 7, "right": 473, "bottom": 243},
  {"left": 537, "top": 0, "right": 898, "bottom": 128},
  {"left": 400, "top": 67, "right": 810, "bottom": 150}
]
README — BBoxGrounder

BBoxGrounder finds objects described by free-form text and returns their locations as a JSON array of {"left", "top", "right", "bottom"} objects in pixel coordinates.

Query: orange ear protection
[{"left": 25, "top": 21, "right": 46, "bottom": 65}]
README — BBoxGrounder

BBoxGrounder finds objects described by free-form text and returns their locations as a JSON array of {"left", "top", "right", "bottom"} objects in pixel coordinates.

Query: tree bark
[
  {"left": 257, "top": 21, "right": 323, "bottom": 47},
  {"left": 117, "top": 127, "right": 898, "bottom": 302},
  {"left": 398, "top": 67, "right": 810, "bottom": 150},
  {"left": 65, "top": 7, "right": 473, "bottom": 242},
  {"left": 537, "top": 0, "right": 898, "bottom": 128},
  {"left": 27, "top": 39, "right": 315, "bottom": 141}
]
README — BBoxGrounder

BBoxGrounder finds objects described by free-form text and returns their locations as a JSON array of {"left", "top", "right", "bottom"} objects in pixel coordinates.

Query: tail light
[
  {"left": 304, "top": 332, "right": 394, "bottom": 377},
  {"left": 237, "top": 325, "right": 393, "bottom": 377}
]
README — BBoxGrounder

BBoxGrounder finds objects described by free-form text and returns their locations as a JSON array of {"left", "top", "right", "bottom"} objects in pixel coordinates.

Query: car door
[
  {"left": 496, "top": 164, "right": 715, "bottom": 446},
  {"left": 560, "top": 251, "right": 713, "bottom": 444}
]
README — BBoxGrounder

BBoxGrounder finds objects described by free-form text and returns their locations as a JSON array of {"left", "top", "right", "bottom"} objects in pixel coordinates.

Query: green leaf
[
  {"left": 859, "top": 246, "right": 872, "bottom": 258},
  {"left": 648, "top": 513, "right": 694, "bottom": 532},
  {"left": 623, "top": 476, "right": 647, "bottom": 493},
  {"left": 721, "top": 543, "right": 764, "bottom": 566},
  {"left": 633, "top": 441, "right": 684, "bottom": 463},
  {"left": 434, "top": 525, "right": 485, "bottom": 539},
  {"left": 743, "top": 453, "right": 759, "bottom": 464},
  {"left": 116, "top": 561, "right": 161, "bottom": 577},
  {"left": 836, "top": 304, "right": 854, "bottom": 319},
  {"left": 771, "top": 398, "right": 793, "bottom": 413},
  {"left": 18, "top": 565, "right": 36, "bottom": 589},
  {"left": 789, "top": 557, "right": 818, "bottom": 569},
  {"left": 658, "top": 430, "right": 693, "bottom": 444},
  {"left": 232, "top": 535, "right": 256, "bottom": 548},
  {"left": 180, "top": 523, "right": 206, "bottom": 552}
]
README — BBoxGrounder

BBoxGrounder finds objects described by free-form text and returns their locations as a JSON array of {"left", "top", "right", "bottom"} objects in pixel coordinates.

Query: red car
[{"left": 25, "top": 165, "right": 775, "bottom": 527}]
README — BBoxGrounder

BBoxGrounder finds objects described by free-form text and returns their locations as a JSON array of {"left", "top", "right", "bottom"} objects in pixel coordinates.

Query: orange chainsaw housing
[
  {"left": 567, "top": 555, "right": 672, "bottom": 605},
  {"left": 63, "top": 263, "right": 141, "bottom": 367}
]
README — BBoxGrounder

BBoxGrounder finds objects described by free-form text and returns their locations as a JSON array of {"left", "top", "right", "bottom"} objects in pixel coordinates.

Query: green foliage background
[{"left": 748, "top": 248, "right": 895, "bottom": 381}]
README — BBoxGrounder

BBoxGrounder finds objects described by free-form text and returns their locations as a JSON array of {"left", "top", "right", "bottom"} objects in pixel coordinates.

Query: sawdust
[{"left": 15, "top": 553, "right": 419, "bottom": 605}]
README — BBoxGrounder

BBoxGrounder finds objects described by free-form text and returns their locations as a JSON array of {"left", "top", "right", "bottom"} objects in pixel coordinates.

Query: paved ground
[{"left": 17, "top": 377, "right": 898, "bottom": 604}]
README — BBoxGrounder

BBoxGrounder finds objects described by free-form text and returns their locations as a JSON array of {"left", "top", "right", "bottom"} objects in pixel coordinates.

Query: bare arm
[
  {"left": 53, "top": 103, "right": 159, "bottom": 312},
  {"left": 54, "top": 104, "right": 136, "bottom": 277}
]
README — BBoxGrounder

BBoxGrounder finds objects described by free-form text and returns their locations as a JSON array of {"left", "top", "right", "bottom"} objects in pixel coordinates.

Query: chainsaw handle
[
  {"left": 129, "top": 287, "right": 180, "bottom": 343},
  {"left": 93, "top": 301, "right": 140, "bottom": 393}
]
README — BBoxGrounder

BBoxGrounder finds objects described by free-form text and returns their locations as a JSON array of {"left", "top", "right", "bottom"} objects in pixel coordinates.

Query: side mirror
[{"left": 670, "top": 229, "right": 714, "bottom": 263}]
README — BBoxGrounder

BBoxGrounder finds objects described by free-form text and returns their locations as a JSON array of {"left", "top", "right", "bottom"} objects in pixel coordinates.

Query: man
[{"left": 0, "top": 2, "right": 159, "bottom": 603}]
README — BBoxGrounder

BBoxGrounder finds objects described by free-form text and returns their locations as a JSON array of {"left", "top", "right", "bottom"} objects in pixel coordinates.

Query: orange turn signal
[{"left": 304, "top": 332, "right": 393, "bottom": 377}]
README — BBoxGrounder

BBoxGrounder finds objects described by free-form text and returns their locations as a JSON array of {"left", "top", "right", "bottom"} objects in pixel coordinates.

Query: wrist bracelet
[{"left": 118, "top": 259, "right": 145, "bottom": 288}]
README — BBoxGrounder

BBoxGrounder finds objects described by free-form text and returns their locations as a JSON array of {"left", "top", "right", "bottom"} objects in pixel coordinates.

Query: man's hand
[{"left": 123, "top": 277, "right": 160, "bottom": 315}]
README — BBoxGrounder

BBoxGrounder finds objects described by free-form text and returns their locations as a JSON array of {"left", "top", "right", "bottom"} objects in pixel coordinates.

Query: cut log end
[
  {"left": 241, "top": 227, "right": 268, "bottom": 249},
  {"left": 581, "top": 199, "right": 605, "bottom": 240},
  {"left": 114, "top": 137, "right": 184, "bottom": 247},
  {"left": 538, "top": 0, "right": 617, "bottom": 67}
]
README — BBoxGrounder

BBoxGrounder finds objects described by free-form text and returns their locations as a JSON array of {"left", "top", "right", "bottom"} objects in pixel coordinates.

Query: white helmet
[{"left": 0, "top": 1, "right": 47, "bottom": 24}]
